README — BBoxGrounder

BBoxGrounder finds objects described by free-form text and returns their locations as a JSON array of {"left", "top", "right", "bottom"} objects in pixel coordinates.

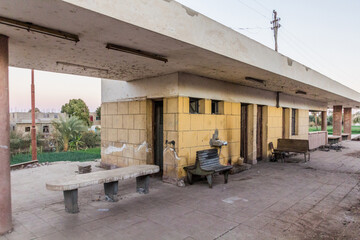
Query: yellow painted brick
[
  {"left": 139, "top": 101, "right": 146, "bottom": 114},
  {"left": 139, "top": 130, "right": 146, "bottom": 142},
  {"left": 123, "top": 115, "right": 134, "bottom": 129},
  {"left": 117, "top": 129, "right": 128, "bottom": 142},
  {"left": 164, "top": 114, "right": 176, "bottom": 131},
  {"left": 183, "top": 97, "right": 189, "bottom": 114},
  {"left": 134, "top": 145, "right": 146, "bottom": 160},
  {"left": 226, "top": 115, "right": 237, "bottom": 129},
  {"left": 112, "top": 115, "right": 122, "bottom": 128},
  {"left": 178, "top": 97, "right": 184, "bottom": 113},
  {"left": 117, "top": 157, "right": 128, "bottom": 167},
  {"left": 182, "top": 131, "right": 198, "bottom": 148},
  {"left": 218, "top": 129, "right": 228, "bottom": 141},
  {"left": 227, "top": 129, "right": 240, "bottom": 142},
  {"left": 232, "top": 103, "right": 241, "bottom": 115},
  {"left": 224, "top": 102, "right": 232, "bottom": 115},
  {"left": 190, "top": 114, "right": 204, "bottom": 130},
  {"left": 118, "top": 102, "right": 129, "bottom": 115},
  {"left": 134, "top": 115, "right": 146, "bottom": 130},
  {"left": 178, "top": 148, "right": 190, "bottom": 164},
  {"left": 203, "top": 115, "right": 216, "bottom": 130},
  {"left": 128, "top": 129, "right": 140, "bottom": 144},
  {"left": 178, "top": 114, "right": 190, "bottom": 131},
  {"left": 123, "top": 145, "right": 134, "bottom": 158},
  {"left": 107, "top": 129, "right": 117, "bottom": 141},
  {"left": 216, "top": 115, "right": 226, "bottom": 129},
  {"left": 198, "top": 131, "right": 211, "bottom": 146},
  {"left": 101, "top": 103, "right": 107, "bottom": 116},
  {"left": 129, "top": 101, "right": 140, "bottom": 114},
  {"left": 105, "top": 115, "right": 113, "bottom": 128},
  {"left": 112, "top": 142, "right": 124, "bottom": 157},
  {"left": 107, "top": 102, "right": 118, "bottom": 115},
  {"left": 166, "top": 97, "right": 178, "bottom": 114}
]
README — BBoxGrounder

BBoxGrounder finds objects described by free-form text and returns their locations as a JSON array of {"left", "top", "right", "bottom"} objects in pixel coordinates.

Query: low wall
[{"left": 308, "top": 131, "right": 328, "bottom": 150}]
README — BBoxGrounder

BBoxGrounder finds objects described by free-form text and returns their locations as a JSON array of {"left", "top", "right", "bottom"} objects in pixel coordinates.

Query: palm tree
[{"left": 52, "top": 116, "right": 87, "bottom": 152}]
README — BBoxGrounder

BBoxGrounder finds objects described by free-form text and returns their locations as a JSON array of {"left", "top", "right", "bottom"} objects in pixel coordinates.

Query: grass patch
[
  {"left": 309, "top": 126, "right": 360, "bottom": 135},
  {"left": 11, "top": 147, "right": 101, "bottom": 165}
]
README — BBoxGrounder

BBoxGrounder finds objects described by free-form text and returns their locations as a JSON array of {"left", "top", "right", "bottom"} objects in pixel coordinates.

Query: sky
[{"left": 9, "top": 0, "right": 360, "bottom": 112}]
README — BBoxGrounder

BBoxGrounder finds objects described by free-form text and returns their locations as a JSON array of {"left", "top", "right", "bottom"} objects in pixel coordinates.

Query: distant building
[{"left": 10, "top": 112, "right": 67, "bottom": 135}]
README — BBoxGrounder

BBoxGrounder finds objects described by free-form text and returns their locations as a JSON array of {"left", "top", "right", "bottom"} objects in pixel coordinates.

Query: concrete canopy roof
[{"left": 1, "top": 0, "right": 359, "bottom": 108}]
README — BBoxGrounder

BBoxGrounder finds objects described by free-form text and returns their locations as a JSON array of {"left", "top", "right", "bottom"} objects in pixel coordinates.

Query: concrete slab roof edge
[{"left": 63, "top": 0, "right": 360, "bottom": 105}]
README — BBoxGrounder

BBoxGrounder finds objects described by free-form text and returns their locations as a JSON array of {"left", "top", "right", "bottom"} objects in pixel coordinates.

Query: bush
[
  {"left": 10, "top": 131, "right": 31, "bottom": 154},
  {"left": 81, "top": 131, "right": 100, "bottom": 148}
]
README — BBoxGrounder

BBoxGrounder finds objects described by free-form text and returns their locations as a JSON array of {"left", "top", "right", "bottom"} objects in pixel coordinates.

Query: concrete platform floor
[{"left": 2, "top": 141, "right": 360, "bottom": 240}]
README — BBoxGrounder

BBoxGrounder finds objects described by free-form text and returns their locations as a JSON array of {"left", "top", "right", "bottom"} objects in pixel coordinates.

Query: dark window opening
[
  {"left": 54, "top": 114, "right": 58, "bottom": 119},
  {"left": 189, "top": 98, "right": 200, "bottom": 114},
  {"left": 96, "top": 116, "right": 100, "bottom": 121},
  {"left": 12, "top": 126, "right": 15, "bottom": 131},
  {"left": 43, "top": 126, "right": 49, "bottom": 133},
  {"left": 25, "top": 127, "right": 30, "bottom": 132},
  {"left": 292, "top": 109, "right": 297, "bottom": 135},
  {"left": 211, "top": 100, "right": 220, "bottom": 114}
]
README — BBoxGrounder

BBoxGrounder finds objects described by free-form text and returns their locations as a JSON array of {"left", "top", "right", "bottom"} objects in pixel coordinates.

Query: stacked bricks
[{"left": 101, "top": 100, "right": 152, "bottom": 168}]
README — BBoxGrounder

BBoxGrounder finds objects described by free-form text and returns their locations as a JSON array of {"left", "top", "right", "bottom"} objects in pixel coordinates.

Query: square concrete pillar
[
  {"left": 343, "top": 108, "right": 352, "bottom": 140},
  {"left": 333, "top": 105, "right": 342, "bottom": 138},
  {"left": 0, "top": 35, "right": 12, "bottom": 235},
  {"left": 247, "top": 104, "right": 257, "bottom": 164},
  {"left": 321, "top": 111, "right": 327, "bottom": 131}
]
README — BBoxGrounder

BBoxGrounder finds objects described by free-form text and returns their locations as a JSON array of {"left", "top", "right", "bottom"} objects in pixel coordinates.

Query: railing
[{"left": 308, "top": 131, "right": 328, "bottom": 150}]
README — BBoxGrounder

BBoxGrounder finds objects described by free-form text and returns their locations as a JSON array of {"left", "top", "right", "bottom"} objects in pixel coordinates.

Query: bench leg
[
  {"left": 136, "top": 175, "right": 150, "bottom": 194},
  {"left": 224, "top": 171, "right": 229, "bottom": 184},
  {"left": 187, "top": 171, "right": 193, "bottom": 185},
  {"left": 63, "top": 189, "right": 79, "bottom": 214},
  {"left": 104, "top": 181, "right": 119, "bottom": 202},
  {"left": 206, "top": 174, "right": 213, "bottom": 188}
]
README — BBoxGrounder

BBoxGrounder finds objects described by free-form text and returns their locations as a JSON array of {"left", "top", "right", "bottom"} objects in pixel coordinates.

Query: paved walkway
[{"left": 2, "top": 141, "right": 360, "bottom": 240}]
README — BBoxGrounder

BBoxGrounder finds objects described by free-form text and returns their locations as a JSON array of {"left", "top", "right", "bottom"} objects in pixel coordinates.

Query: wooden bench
[
  {"left": 183, "top": 149, "right": 232, "bottom": 188},
  {"left": 46, "top": 165, "right": 159, "bottom": 213},
  {"left": 274, "top": 139, "right": 310, "bottom": 162}
]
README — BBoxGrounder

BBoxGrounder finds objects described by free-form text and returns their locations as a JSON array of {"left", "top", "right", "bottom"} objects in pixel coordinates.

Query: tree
[
  {"left": 52, "top": 116, "right": 87, "bottom": 152},
  {"left": 61, "top": 99, "right": 91, "bottom": 126},
  {"left": 95, "top": 106, "right": 101, "bottom": 120},
  {"left": 354, "top": 112, "right": 360, "bottom": 124},
  {"left": 28, "top": 108, "right": 40, "bottom": 113}
]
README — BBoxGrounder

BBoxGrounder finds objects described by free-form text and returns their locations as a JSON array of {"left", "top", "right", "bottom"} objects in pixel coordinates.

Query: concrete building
[
  {"left": 10, "top": 112, "right": 67, "bottom": 135},
  {"left": 0, "top": 0, "right": 360, "bottom": 234}
]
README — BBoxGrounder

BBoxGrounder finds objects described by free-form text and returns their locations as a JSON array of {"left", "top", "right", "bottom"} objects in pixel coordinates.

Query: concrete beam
[{"left": 0, "top": 35, "right": 12, "bottom": 235}]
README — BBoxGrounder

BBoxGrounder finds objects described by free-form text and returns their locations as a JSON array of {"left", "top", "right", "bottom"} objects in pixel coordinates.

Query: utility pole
[
  {"left": 31, "top": 69, "right": 37, "bottom": 162},
  {"left": 271, "top": 10, "right": 281, "bottom": 52}
]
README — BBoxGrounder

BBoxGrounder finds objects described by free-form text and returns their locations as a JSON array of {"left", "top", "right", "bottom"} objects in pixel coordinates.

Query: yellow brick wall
[
  {"left": 101, "top": 100, "right": 153, "bottom": 167},
  {"left": 174, "top": 97, "right": 241, "bottom": 179},
  {"left": 264, "top": 107, "right": 309, "bottom": 158},
  {"left": 291, "top": 109, "right": 309, "bottom": 140}
]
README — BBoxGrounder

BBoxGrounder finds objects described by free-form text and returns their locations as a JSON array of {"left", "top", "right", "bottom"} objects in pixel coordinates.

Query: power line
[{"left": 235, "top": 0, "right": 271, "bottom": 20}]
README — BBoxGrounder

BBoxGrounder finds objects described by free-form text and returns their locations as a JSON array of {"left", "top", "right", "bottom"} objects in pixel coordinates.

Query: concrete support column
[
  {"left": 333, "top": 105, "right": 342, "bottom": 138},
  {"left": 321, "top": 111, "right": 327, "bottom": 131},
  {"left": 247, "top": 104, "right": 257, "bottom": 164},
  {"left": 343, "top": 107, "right": 352, "bottom": 140},
  {"left": 0, "top": 35, "right": 12, "bottom": 235}
]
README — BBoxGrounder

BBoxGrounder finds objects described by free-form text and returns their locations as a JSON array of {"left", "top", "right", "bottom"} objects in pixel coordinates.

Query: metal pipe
[
  {"left": 31, "top": 70, "right": 37, "bottom": 162},
  {"left": 0, "top": 34, "right": 12, "bottom": 235}
]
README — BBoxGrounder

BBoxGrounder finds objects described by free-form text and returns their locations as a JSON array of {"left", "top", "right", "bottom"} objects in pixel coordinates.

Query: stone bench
[
  {"left": 341, "top": 133, "right": 349, "bottom": 141},
  {"left": 328, "top": 135, "right": 341, "bottom": 144},
  {"left": 46, "top": 165, "right": 159, "bottom": 213}
]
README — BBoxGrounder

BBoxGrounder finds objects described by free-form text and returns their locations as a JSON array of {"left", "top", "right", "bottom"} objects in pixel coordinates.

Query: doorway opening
[
  {"left": 153, "top": 100, "right": 163, "bottom": 174},
  {"left": 256, "top": 105, "right": 263, "bottom": 161},
  {"left": 241, "top": 104, "right": 248, "bottom": 162}
]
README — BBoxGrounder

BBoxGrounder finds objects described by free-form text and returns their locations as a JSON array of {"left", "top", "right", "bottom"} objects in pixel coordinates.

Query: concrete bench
[
  {"left": 46, "top": 165, "right": 159, "bottom": 213},
  {"left": 341, "top": 133, "right": 349, "bottom": 141},
  {"left": 328, "top": 135, "right": 341, "bottom": 144}
]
